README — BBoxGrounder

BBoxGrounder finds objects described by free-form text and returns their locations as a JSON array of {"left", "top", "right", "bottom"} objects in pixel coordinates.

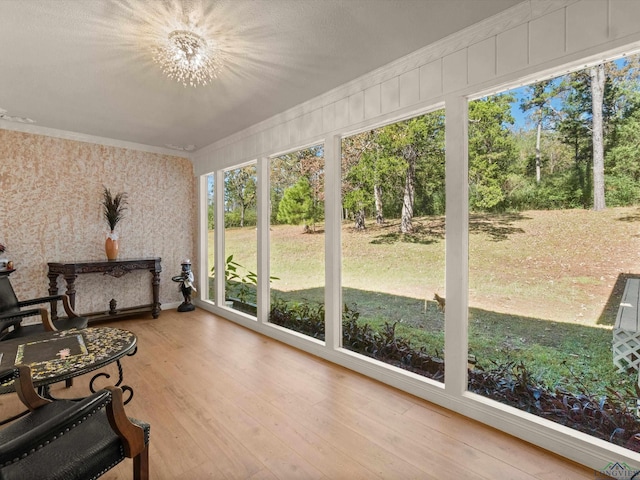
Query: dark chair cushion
[{"left": 0, "top": 398, "right": 149, "bottom": 480}]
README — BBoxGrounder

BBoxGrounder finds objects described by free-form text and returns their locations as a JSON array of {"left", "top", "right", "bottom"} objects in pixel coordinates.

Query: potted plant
[{"left": 102, "top": 186, "right": 128, "bottom": 260}]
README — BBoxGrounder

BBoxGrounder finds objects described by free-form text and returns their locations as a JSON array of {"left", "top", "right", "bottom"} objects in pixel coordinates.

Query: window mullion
[
  {"left": 444, "top": 94, "right": 469, "bottom": 397},
  {"left": 324, "top": 135, "right": 342, "bottom": 350},
  {"left": 214, "top": 170, "right": 225, "bottom": 305},
  {"left": 257, "top": 157, "right": 270, "bottom": 323}
]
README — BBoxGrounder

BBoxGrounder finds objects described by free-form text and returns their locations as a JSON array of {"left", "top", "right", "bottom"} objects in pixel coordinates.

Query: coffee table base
[{"left": 89, "top": 347, "right": 137, "bottom": 404}]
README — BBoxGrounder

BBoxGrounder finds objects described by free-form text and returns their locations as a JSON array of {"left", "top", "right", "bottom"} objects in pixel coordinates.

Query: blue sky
[
  {"left": 506, "top": 57, "right": 630, "bottom": 131},
  {"left": 509, "top": 87, "right": 529, "bottom": 129}
]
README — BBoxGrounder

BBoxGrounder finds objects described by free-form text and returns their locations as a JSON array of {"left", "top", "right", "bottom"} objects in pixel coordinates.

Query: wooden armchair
[
  {"left": 0, "top": 365, "right": 150, "bottom": 479},
  {"left": 0, "top": 275, "right": 87, "bottom": 340}
]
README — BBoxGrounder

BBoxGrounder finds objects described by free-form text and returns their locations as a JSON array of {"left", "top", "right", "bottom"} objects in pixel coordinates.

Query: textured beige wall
[{"left": 0, "top": 129, "right": 196, "bottom": 315}]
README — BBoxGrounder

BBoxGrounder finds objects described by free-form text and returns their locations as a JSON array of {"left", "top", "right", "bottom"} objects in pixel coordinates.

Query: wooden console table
[{"left": 47, "top": 258, "right": 161, "bottom": 322}]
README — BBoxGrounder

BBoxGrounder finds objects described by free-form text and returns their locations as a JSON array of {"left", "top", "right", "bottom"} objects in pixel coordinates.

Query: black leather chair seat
[{"left": 0, "top": 394, "right": 150, "bottom": 480}]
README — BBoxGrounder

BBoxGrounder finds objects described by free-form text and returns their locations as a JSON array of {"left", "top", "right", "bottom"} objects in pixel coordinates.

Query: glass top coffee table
[{"left": 0, "top": 327, "right": 137, "bottom": 402}]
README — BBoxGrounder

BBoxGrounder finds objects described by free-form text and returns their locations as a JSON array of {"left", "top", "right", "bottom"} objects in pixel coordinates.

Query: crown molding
[{"left": 0, "top": 120, "right": 191, "bottom": 159}]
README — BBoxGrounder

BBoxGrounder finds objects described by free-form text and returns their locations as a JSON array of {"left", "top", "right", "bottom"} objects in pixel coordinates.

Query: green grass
[
  {"left": 467, "top": 309, "right": 627, "bottom": 394},
  {"left": 341, "top": 288, "right": 632, "bottom": 395},
  {"left": 211, "top": 206, "right": 640, "bottom": 397}
]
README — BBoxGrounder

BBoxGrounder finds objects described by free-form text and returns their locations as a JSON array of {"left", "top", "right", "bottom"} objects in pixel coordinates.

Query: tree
[
  {"left": 602, "top": 56, "right": 640, "bottom": 206},
  {"left": 520, "top": 80, "right": 557, "bottom": 183},
  {"left": 207, "top": 175, "right": 215, "bottom": 230},
  {"left": 225, "top": 166, "right": 257, "bottom": 227},
  {"left": 375, "top": 112, "right": 445, "bottom": 233},
  {"left": 553, "top": 56, "right": 640, "bottom": 210},
  {"left": 400, "top": 143, "right": 417, "bottom": 233},
  {"left": 276, "top": 177, "right": 322, "bottom": 232},
  {"left": 208, "top": 203, "right": 215, "bottom": 230},
  {"left": 590, "top": 64, "right": 606, "bottom": 210},
  {"left": 366, "top": 133, "right": 386, "bottom": 225},
  {"left": 271, "top": 156, "right": 302, "bottom": 224},
  {"left": 607, "top": 98, "right": 640, "bottom": 180},
  {"left": 342, "top": 131, "right": 375, "bottom": 229},
  {"left": 604, "top": 91, "right": 640, "bottom": 205},
  {"left": 271, "top": 146, "right": 325, "bottom": 225},
  {"left": 468, "top": 94, "right": 517, "bottom": 212}
]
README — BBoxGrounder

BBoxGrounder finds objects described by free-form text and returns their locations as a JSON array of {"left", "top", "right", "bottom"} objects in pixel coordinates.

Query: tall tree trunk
[
  {"left": 535, "top": 121, "right": 542, "bottom": 184},
  {"left": 374, "top": 184, "right": 384, "bottom": 225},
  {"left": 590, "top": 64, "right": 606, "bottom": 211},
  {"left": 354, "top": 209, "right": 366, "bottom": 230},
  {"left": 400, "top": 147, "right": 416, "bottom": 234}
]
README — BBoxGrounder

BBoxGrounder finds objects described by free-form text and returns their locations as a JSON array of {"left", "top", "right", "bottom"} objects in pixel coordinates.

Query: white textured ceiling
[{"left": 0, "top": 0, "right": 522, "bottom": 152}]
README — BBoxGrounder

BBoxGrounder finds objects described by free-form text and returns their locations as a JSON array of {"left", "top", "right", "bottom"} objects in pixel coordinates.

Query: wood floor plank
[
  {"left": 402, "top": 401, "right": 592, "bottom": 479},
  {"left": 0, "top": 309, "right": 598, "bottom": 479}
]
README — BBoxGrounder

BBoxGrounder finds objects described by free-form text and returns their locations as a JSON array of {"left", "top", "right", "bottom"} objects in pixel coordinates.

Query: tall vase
[{"left": 105, "top": 231, "right": 119, "bottom": 260}]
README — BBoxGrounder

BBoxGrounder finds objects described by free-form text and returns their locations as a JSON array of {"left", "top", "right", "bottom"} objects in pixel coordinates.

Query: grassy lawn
[{"left": 211, "top": 206, "right": 640, "bottom": 396}]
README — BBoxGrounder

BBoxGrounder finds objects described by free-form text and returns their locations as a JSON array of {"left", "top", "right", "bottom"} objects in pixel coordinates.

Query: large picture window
[
  {"left": 268, "top": 145, "right": 326, "bottom": 338},
  {"left": 195, "top": 16, "right": 640, "bottom": 467},
  {"left": 222, "top": 164, "right": 258, "bottom": 316},
  {"left": 341, "top": 110, "right": 446, "bottom": 382},
  {"left": 467, "top": 55, "right": 640, "bottom": 452},
  {"left": 206, "top": 173, "right": 215, "bottom": 302}
]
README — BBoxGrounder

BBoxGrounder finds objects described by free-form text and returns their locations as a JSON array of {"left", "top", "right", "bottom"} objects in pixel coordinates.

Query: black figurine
[{"left": 172, "top": 259, "right": 196, "bottom": 312}]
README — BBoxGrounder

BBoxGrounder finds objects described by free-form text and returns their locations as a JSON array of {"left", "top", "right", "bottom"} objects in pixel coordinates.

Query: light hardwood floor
[{"left": 0, "top": 308, "right": 598, "bottom": 479}]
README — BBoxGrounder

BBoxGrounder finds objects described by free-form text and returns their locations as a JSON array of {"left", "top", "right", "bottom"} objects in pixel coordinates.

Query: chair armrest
[
  {"left": 105, "top": 386, "right": 147, "bottom": 458},
  {"left": 0, "top": 309, "right": 42, "bottom": 323},
  {"left": 16, "top": 295, "right": 60, "bottom": 308},
  {"left": 0, "top": 389, "right": 113, "bottom": 466},
  {"left": 14, "top": 365, "right": 51, "bottom": 410},
  {"left": 17, "top": 294, "right": 81, "bottom": 318}
]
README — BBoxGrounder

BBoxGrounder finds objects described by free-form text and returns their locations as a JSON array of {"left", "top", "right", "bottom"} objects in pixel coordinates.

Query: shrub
[
  {"left": 606, "top": 174, "right": 640, "bottom": 206},
  {"left": 269, "top": 298, "right": 325, "bottom": 339},
  {"left": 268, "top": 300, "right": 640, "bottom": 450},
  {"left": 224, "top": 210, "right": 257, "bottom": 227}
]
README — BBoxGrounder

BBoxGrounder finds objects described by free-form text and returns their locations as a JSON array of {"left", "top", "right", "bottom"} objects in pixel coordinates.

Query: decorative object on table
[
  {"left": 172, "top": 259, "right": 196, "bottom": 312},
  {"left": 102, "top": 186, "right": 128, "bottom": 260}
]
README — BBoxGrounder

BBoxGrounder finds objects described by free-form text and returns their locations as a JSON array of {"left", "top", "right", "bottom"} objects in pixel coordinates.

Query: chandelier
[{"left": 153, "top": 29, "right": 222, "bottom": 87}]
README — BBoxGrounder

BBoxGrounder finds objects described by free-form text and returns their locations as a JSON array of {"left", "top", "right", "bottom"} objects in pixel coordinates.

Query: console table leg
[
  {"left": 151, "top": 269, "right": 161, "bottom": 318},
  {"left": 47, "top": 273, "right": 60, "bottom": 321},
  {"left": 63, "top": 274, "right": 78, "bottom": 311}
]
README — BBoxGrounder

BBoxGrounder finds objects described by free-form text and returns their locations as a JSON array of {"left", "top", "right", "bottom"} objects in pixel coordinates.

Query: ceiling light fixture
[{"left": 153, "top": 29, "right": 222, "bottom": 87}]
